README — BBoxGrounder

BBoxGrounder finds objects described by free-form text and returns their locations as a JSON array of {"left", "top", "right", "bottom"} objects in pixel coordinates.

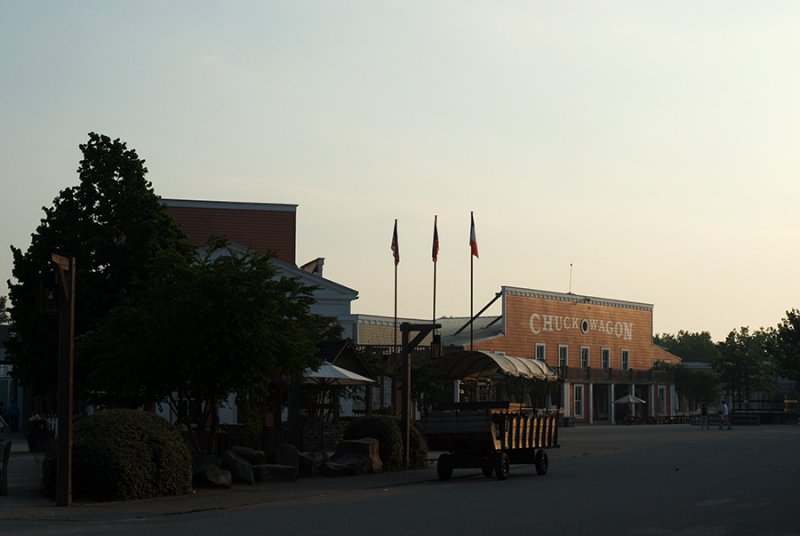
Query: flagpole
[
  {"left": 432, "top": 215, "right": 437, "bottom": 332},
  {"left": 390, "top": 219, "right": 400, "bottom": 411},
  {"left": 393, "top": 219, "right": 398, "bottom": 373},
  {"left": 470, "top": 211, "right": 474, "bottom": 351}
]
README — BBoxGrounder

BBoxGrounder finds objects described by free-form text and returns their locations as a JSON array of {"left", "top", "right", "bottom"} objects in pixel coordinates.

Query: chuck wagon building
[{"left": 440, "top": 286, "right": 681, "bottom": 424}]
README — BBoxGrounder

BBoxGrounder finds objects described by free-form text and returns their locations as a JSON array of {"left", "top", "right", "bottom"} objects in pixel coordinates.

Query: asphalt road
[{"left": 3, "top": 424, "right": 799, "bottom": 536}]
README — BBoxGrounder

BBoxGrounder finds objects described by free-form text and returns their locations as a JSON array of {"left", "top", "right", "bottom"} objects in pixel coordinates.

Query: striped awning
[{"left": 432, "top": 350, "right": 559, "bottom": 382}]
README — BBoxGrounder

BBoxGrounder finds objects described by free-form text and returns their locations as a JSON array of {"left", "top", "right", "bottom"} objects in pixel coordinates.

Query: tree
[
  {"left": 712, "top": 327, "right": 775, "bottom": 404},
  {"left": 82, "top": 240, "right": 331, "bottom": 454},
  {"left": 765, "top": 309, "right": 800, "bottom": 386},
  {"left": 653, "top": 331, "right": 720, "bottom": 363},
  {"left": 671, "top": 365, "right": 719, "bottom": 410},
  {"left": 6, "top": 133, "right": 191, "bottom": 399},
  {"left": 0, "top": 295, "right": 8, "bottom": 324}
]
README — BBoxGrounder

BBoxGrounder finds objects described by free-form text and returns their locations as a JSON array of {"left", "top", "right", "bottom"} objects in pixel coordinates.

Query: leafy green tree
[
  {"left": 6, "top": 133, "right": 190, "bottom": 399},
  {"left": 712, "top": 327, "right": 775, "bottom": 404},
  {"left": 765, "top": 309, "right": 800, "bottom": 386},
  {"left": 653, "top": 331, "right": 720, "bottom": 363},
  {"left": 672, "top": 365, "right": 719, "bottom": 410},
  {"left": 83, "top": 240, "right": 330, "bottom": 454},
  {"left": 0, "top": 295, "right": 8, "bottom": 324},
  {"left": 652, "top": 359, "right": 718, "bottom": 410}
]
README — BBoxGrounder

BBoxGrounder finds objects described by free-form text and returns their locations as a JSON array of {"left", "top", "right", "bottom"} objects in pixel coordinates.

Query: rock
[
  {"left": 231, "top": 446, "right": 266, "bottom": 465},
  {"left": 299, "top": 451, "right": 329, "bottom": 477},
  {"left": 275, "top": 443, "right": 299, "bottom": 467},
  {"left": 329, "top": 453, "right": 369, "bottom": 475},
  {"left": 321, "top": 462, "right": 349, "bottom": 477},
  {"left": 221, "top": 450, "right": 255, "bottom": 485},
  {"left": 252, "top": 463, "right": 298, "bottom": 482},
  {"left": 194, "top": 464, "right": 232, "bottom": 488},
  {"left": 333, "top": 438, "right": 382, "bottom": 474}
]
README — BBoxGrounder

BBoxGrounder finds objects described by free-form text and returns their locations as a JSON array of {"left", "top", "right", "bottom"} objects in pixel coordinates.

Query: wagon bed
[{"left": 424, "top": 401, "right": 559, "bottom": 480}]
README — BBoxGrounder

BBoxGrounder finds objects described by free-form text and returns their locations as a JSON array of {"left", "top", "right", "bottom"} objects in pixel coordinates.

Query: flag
[
  {"left": 391, "top": 220, "right": 399, "bottom": 265},
  {"left": 469, "top": 212, "right": 479, "bottom": 258},
  {"left": 432, "top": 216, "right": 439, "bottom": 263}
]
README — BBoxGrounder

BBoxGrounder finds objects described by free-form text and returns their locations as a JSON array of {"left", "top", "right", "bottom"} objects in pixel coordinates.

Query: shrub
[
  {"left": 43, "top": 409, "right": 192, "bottom": 501},
  {"left": 408, "top": 422, "right": 428, "bottom": 470},
  {"left": 343, "top": 415, "right": 428, "bottom": 470},
  {"left": 343, "top": 415, "right": 403, "bottom": 470}
]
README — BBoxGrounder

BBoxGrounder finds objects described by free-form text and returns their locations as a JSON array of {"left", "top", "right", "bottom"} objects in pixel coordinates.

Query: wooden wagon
[{"left": 423, "top": 350, "right": 560, "bottom": 480}]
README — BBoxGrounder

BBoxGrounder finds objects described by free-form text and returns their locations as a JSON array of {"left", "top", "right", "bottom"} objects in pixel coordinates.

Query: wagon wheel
[
  {"left": 437, "top": 453, "right": 454, "bottom": 481},
  {"left": 480, "top": 456, "right": 494, "bottom": 478},
  {"left": 494, "top": 452, "right": 510, "bottom": 480},
  {"left": 535, "top": 449, "right": 549, "bottom": 475}
]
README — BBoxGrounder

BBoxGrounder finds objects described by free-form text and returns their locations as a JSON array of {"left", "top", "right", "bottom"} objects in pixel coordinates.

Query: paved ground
[
  {"left": 2, "top": 423, "right": 799, "bottom": 535},
  {"left": 0, "top": 430, "right": 444, "bottom": 520}
]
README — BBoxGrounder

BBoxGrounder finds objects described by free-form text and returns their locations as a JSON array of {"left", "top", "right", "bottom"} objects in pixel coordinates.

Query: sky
[{"left": 2, "top": 1, "right": 799, "bottom": 342}]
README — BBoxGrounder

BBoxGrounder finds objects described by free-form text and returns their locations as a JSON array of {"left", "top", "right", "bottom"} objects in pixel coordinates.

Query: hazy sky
[{"left": 2, "top": 1, "right": 799, "bottom": 342}]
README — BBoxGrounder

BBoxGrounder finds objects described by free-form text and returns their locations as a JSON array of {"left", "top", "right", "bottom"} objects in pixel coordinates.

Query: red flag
[
  {"left": 469, "top": 212, "right": 479, "bottom": 258},
  {"left": 391, "top": 220, "right": 399, "bottom": 265},
  {"left": 432, "top": 216, "right": 439, "bottom": 263}
]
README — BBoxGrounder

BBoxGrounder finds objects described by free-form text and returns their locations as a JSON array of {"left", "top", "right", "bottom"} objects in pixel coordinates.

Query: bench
[{"left": 0, "top": 440, "right": 11, "bottom": 496}]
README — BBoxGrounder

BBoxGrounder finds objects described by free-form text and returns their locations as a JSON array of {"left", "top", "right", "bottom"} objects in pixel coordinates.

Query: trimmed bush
[
  {"left": 343, "top": 415, "right": 403, "bottom": 470},
  {"left": 343, "top": 415, "right": 428, "bottom": 471},
  {"left": 408, "top": 422, "right": 428, "bottom": 470},
  {"left": 43, "top": 409, "right": 192, "bottom": 501}
]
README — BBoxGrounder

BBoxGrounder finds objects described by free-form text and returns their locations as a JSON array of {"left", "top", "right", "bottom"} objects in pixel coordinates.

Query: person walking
[
  {"left": 719, "top": 400, "right": 731, "bottom": 430},
  {"left": 700, "top": 402, "right": 709, "bottom": 429}
]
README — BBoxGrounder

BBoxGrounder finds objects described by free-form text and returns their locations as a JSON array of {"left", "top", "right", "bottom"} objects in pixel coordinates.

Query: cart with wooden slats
[
  {"left": 424, "top": 350, "right": 560, "bottom": 481},
  {"left": 424, "top": 401, "right": 558, "bottom": 480}
]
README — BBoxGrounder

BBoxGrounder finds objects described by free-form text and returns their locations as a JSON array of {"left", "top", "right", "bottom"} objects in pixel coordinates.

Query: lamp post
[{"left": 51, "top": 253, "right": 75, "bottom": 507}]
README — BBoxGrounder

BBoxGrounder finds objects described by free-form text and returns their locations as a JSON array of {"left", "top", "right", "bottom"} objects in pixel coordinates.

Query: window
[
  {"left": 574, "top": 385, "right": 584, "bottom": 418},
  {"left": 535, "top": 343, "right": 546, "bottom": 361},
  {"left": 621, "top": 349, "right": 630, "bottom": 370},
  {"left": 658, "top": 386, "right": 666, "bottom": 416},
  {"left": 601, "top": 348, "right": 610, "bottom": 369},
  {"left": 558, "top": 345, "right": 568, "bottom": 367},
  {"left": 580, "top": 347, "right": 590, "bottom": 369}
]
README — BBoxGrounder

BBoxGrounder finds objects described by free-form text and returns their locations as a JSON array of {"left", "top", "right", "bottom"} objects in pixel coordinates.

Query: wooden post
[{"left": 51, "top": 253, "right": 75, "bottom": 507}]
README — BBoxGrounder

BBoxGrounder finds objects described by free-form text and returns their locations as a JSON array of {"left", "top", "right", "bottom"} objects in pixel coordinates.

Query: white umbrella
[
  {"left": 615, "top": 394, "right": 646, "bottom": 422},
  {"left": 303, "top": 361, "right": 375, "bottom": 450},
  {"left": 615, "top": 394, "right": 646, "bottom": 404},
  {"left": 303, "top": 361, "right": 375, "bottom": 386}
]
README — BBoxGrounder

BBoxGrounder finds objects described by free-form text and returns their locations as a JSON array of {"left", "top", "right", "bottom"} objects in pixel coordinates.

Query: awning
[{"left": 431, "top": 350, "right": 559, "bottom": 382}]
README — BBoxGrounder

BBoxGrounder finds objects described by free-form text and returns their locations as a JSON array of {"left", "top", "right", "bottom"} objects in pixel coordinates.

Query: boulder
[
  {"left": 275, "top": 443, "right": 299, "bottom": 467},
  {"left": 321, "top": 462, "right": 349, "bottom": 477},
  {"left": 333, "top": 438, "right": 382, "bottom": 474},
  {"left": 221, "top": 450, "right": 255, "bottom": 485},
  {"left": 231, "top": 446, "right": 266, "bottom": 465},
  {"left": 252, "top": 463, "right": 298, "bottom": 482},
  {"left": 194, "top": 464, "right": 232, "bottom": 488},
  {"left": 299, "top": 451, "right": 329, "bottom": 477},
  {"left": 328, "top": 453, "right": 369, "bottom": 475}
]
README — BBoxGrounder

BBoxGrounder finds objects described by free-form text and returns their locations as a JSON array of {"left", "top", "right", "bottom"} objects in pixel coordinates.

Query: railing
[
  {"left": 560, "top": 366, "right": 674, "bottom": 383},
  {"left": 732, "top": 398, "right": 796, "bottom": 414}
]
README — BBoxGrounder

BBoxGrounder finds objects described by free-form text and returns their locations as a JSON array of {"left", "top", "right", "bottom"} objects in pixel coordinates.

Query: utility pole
[{"left": 51, "top": 253, "right": 75, "bottom": 507}]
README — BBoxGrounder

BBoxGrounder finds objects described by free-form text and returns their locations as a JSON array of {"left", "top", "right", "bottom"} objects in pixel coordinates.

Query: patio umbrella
[
  {"left": 303, "top": 361, "right": 375, "bottom": 449},
  {"left": 303, "top": 361, "right": 376, "bottom": 387},
  {"left": 615, "top": 394, "right": 646, "bottom": 404},
  {"left": 615, "top": 393, "right": 646, "bottom": 421}
]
